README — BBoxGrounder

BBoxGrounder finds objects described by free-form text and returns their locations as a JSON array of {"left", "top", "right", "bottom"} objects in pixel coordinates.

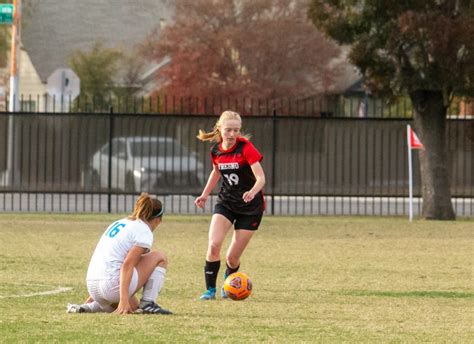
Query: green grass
[{"left": 0, "top": 214, "right": 472, "bottom": 343}]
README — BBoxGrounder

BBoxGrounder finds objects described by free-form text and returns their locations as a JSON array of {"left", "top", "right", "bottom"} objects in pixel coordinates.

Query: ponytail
[
  {"left": 196, "top": 110, "right": 250, "bottom": 143},
  {"left": 128, "top": 192, "right": 164, "bottom": 221},
  {"left": 196, "top": 128, "right": 220, "bottom": 142}
]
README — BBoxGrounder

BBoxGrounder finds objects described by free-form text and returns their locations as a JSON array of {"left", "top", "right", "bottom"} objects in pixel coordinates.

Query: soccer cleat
[
  {"left": 221, "top": 273, "right": 229, "bottom": 299},
  {"left": 221, "top": 286, "right": 228, "bottom": 299},
  {"left": 199, "top": 287, "right": 216, "bottom": 300},
  {"left": 135, "top": 301, "right": 173, "bottom": 315},
  {"left": 66, "top": 303, "right": 86, "bottom": 313}
]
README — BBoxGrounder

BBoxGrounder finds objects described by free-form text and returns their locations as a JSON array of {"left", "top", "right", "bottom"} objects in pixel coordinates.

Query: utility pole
[
  {"left": 8, "top": 0, "right": 20, "bottom": 111},
  {"left": 6, "top": 0, "right": 21, "bottom": 186}
]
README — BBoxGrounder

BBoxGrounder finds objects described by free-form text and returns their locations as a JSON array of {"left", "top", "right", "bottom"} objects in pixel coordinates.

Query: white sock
[
  {"left": 140, "top": 266, "right": 166, "bottom": 305},
  {"left": 82, "top": 301, "right": 104, "bottom": 313}
]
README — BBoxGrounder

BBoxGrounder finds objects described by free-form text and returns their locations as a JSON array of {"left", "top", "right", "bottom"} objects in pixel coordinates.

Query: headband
[{"left": 151, "top": 206, "right": 165, "bottom": 219}]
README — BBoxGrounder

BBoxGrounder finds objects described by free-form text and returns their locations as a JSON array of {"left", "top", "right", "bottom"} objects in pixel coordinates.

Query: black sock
[
  {"left": 204, "top": 260, "right": 221, "bottom": 290},
  {"left": 225, "top": 263, "right": 239, "bottom": 278}
]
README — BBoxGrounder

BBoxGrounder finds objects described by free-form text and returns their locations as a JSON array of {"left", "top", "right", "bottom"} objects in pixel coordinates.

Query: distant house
[
  {"left": 18, "top": 0, "right": 174, "bottom": 111},
  {"left": 14, "top": 1, "right": 367, "bottom": 114},
  {"left": 460, "top": 99, "right": 473, "bottom": 117}
]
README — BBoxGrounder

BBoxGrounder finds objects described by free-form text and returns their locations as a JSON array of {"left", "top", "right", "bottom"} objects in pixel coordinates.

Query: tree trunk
[{"left": 410, "top": 90, "right": 456, "bottom": 220}]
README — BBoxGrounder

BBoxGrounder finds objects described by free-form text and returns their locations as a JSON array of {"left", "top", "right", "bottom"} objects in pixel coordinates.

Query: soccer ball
[{"left": 223, "top": 272, "right": 252, "bottom": 300}]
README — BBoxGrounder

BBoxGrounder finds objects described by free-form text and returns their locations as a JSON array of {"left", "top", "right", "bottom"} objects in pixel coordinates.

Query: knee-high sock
[
  {"left": 204, "top": 260, "right": 221, "bottom": 290},
  {"left": 82, "top": 301, "right": 105, "bottom": 313},
  {"left": 225, "top": 263, "right": 239, "bottom": 279},
  {"left": 141, "top": 266, "right": 167, "bottom": 304}
]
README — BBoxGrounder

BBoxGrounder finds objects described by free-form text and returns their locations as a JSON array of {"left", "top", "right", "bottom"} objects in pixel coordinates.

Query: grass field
[{"left": 0, "top": 214, "right": 472, "bottom": 343}]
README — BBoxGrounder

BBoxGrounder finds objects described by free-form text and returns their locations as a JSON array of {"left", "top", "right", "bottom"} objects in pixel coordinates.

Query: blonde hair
[
  {"left": 197, "top": 110, "right": 250, "bottom": 143},
  {"left": 128, "top": 192, "right": 164, "bottom": 221}
]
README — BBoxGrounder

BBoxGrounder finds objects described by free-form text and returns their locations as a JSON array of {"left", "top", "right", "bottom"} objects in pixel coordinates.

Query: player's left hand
[
  {"left": 113, "top": 300, "right": 134, "bottom": 315},
  {"left": 242, "top": 191, "right": 255, "bottom": 203},
  {"left": 195, "top": 195, "right": 208, "bottom": 208}
]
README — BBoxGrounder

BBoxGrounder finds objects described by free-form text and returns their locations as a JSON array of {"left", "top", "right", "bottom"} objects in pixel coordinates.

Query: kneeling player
[{"left": 67, "top": 193, "right": 172, "bottom": 315}]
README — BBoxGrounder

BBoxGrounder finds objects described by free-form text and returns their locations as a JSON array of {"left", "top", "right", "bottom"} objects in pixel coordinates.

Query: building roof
[{"left": 22, "top": 0, "right": 174, "bottom": 83}]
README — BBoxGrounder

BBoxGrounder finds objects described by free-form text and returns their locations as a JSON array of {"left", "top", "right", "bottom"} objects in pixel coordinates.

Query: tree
[
  {"left": 69, "top": 41, "right": 154, "bottom": 112},
  {"left": 309, "top": 0, "right": 474, "bottom": 220},
  {"left": 69, "top": 41, "right": 123, "bottom": 109},
  {"left": 142, "top": 0, "right": 342, "bottom": 102},
  {"left": 114, "top": 53, "right": 148, "bottom": 99},
  {"left": 0, "top": 26, "right": 9, "bottom": 69}
]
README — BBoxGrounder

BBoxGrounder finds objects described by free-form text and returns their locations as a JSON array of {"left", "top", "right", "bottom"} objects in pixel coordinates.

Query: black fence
[
  {"left": 2, "top": 93, "right": 471, "bottom": 118},
  {"left": 0, "top": 96, "right": 472, "bottom": 217}
]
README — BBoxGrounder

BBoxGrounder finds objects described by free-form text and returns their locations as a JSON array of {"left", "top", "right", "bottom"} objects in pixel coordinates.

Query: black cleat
[{"left": 135, "top": 301, "right": 173, "bottom": 315}]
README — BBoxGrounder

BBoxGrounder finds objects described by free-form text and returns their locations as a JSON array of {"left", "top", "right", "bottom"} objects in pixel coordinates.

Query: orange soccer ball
[{"left": 223, "top": 272, "right": 253, "bottom": 301}]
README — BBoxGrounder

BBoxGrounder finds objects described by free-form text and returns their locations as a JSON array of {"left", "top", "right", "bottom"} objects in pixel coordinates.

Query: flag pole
[{"left": 407, "top": 124, "right": 413, "bottom": 222}]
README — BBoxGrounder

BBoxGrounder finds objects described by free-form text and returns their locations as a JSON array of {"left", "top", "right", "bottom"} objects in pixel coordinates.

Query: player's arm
[
  {"left": 195, "top": 164, "right": 221, "bottom": 208},
  {"left": 243, "top": 162, "right": 266, "bottom": 203},
  {"left": 114, "top": 245, "right": 147, "bottom": 314}
]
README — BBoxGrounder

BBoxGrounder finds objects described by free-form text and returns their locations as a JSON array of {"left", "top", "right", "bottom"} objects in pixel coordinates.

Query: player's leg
[
  {"left": 221, "top": 213, "right": 261, "bottom": 298},
  {"left": 220, "top": 229, "right": 254, "bottom": 298},
  {"left": 226, "top": 229, "right": 255, "bottom": 271},
  {"left": 200, "top": 211, "right": 233, "bottom": 300},
  {"left": 67, "top": 295, "right": 103, "bottom": 313},
  {"left": 67, "top": 301, "right": 109, "bottom": 313},
  {"left": 134, "top": 250, "right": 172, "bottom": 314},
  {"left": 68, "top": 282, "right": 117, "bottom": 313}
]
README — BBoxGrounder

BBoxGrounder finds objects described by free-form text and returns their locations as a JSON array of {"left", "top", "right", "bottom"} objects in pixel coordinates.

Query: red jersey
[{"left": 211, "top": 137, "right": 265, "bottom": 215}]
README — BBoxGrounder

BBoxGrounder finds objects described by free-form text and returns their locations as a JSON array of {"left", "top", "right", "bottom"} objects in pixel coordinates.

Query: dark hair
[{"left": 128, "top": 192, "right": 164, "bottom": 221}]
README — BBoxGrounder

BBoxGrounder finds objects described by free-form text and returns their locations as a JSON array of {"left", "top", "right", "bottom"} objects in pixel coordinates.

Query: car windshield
[{"left": 130, "top": 140, "right": 189, "bottom": 157}]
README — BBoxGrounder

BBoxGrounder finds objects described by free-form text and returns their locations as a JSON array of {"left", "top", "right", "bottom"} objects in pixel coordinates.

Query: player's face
[
  {"left": 220, "top": 119, "right": 241, "bottom": 147},
  {"left": 150, "top": 217, "right": 162, "bottom": 231}
]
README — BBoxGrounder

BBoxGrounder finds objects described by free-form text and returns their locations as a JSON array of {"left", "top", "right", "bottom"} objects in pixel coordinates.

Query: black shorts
[{"left": 214, "top": 203, "right": 263, "bottom": 231}]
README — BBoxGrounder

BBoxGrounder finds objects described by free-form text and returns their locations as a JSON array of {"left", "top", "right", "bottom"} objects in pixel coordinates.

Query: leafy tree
[
  {"left": 69, "top": 41, "right": 123, "bottom": 110},
  {"left": 309, "top": 0, "right": 474, "bottom": 220},
  {"left": 142, "top": 0, "right": 342, "bottom": 102},
  {"left": 114, "top": 53, "right": 147, "bottom": 99},
  {"left": 0, "top": 26, "right": 9, "bottom": 69},
  {"left": 69, "top": 42, "right": 154, "bottom": 112}
]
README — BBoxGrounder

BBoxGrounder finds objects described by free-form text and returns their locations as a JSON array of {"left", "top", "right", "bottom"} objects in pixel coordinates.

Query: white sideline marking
[{"left": 0, "top": 286, "right": 72, "bottom": 299}]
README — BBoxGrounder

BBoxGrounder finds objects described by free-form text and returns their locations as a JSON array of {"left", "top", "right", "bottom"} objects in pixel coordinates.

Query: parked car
[{"left": 83, "top": 136, "right": 205, "bottom": 194}]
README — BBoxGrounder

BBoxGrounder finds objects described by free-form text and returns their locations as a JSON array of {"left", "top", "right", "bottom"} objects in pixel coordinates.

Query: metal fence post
[
  {"left": 107, "top": 106, "right": 114, "bottom": 213},
  {"left": 271, "top": 109, "right": 277, "bottom": 215}
]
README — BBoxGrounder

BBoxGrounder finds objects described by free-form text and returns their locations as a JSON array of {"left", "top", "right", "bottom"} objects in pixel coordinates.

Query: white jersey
[{"left": 86, "top": 218, "right": 153, "bottom": 281}]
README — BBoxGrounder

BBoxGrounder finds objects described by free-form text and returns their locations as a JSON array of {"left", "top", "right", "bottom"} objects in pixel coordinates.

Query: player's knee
[
  {"left": 207, "top": 242, "right": 221, "bottom": 257},
  {"left": 150, "top": 250, "right": 168, "bottom": 268},
  {"left": 157, "top": 252, "right": 168, "bottom": 268}
]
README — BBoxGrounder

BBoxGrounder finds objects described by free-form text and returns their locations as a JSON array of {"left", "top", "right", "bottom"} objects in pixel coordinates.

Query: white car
[{"left": 84, "top": 136, "right": 205, "bottom": 193}]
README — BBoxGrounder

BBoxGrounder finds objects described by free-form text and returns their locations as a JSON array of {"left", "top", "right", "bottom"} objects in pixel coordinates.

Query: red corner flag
[
  {"left": 407, "top": 124, "right": 423, "bottom": 221},
  {"left": 409, "top": 126, "right": 424, "bottom": 150}
]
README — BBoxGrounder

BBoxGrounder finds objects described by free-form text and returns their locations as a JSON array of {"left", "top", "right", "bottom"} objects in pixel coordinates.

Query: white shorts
[{"left": 86, "top": 268, "right": 139, "bottom": 312}]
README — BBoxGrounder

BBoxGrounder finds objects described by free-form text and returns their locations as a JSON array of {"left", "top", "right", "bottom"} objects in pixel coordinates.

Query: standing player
[
  {"left": 195, "top": 110, "right": 265, "bottom": 300},
  {"left": 67, "top": 193, "right": 172, "bottom": 314}
]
